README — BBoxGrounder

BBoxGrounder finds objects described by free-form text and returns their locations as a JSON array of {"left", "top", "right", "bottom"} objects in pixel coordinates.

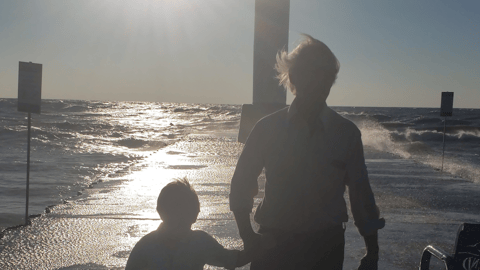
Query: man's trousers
[{"left": 250, "top": 225, "right": 345, "bottom": 270}]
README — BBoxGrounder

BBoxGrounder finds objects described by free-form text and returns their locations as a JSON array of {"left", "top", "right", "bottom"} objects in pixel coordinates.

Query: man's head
[
  {"left": 275, "top": 34, "right": 340, "bottom": 101},
  {"left": 157, "top": 177, "right": 200, "bottom": 226}
]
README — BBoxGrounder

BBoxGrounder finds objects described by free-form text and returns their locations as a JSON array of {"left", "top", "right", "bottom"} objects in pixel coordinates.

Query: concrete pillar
[{"left": 238, "top": 0, "right": 290, "bottom": 143}]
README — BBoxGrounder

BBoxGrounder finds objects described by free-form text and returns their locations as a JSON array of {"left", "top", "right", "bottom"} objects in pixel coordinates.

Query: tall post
[
  {"left": 441, "top": 116, "right": 446, "bottom": 172},
  {"left": 25, "top": 112, "right": 32, "bottom": 225},
  {"left": 439, "top": 92, "right": 453, "bottom": 173},
  {"left": 252, "top": 0, "right": 290, "bottom": 104},
  {"left": 238, "top": 0, "right": 290, "bottom": 142}
]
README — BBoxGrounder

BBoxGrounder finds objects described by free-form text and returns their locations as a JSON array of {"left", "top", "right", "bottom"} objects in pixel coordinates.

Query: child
[{"left": 125, "top": 177, "right": 250, "bottom": 270}]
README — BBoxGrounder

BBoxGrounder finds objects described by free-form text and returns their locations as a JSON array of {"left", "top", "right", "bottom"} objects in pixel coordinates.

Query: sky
[{"left": 0, "top": 0, "right": 479, "bottom": 108}]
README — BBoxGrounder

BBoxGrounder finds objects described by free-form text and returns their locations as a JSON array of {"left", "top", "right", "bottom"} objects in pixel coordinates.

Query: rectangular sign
[
  {"left": 440, "top": 92, "right": 454, "bottom": 117},
  {"left": 18, "top": 61, "right": 42, "bottom": 114}
]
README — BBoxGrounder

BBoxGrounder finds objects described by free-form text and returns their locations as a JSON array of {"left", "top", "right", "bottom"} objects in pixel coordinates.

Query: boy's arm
[
  {"left": 201, "top": 232, "right": 242, "bottom": 270},
  {"left": 235, "top": 249, "right": 252, "bottom": 268}
]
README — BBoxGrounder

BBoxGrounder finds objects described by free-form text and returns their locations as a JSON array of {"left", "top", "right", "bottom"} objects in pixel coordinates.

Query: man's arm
[
  {"left": 230, "top": 122, "right": 266, "bottom": 254},
  {"left": 345, "top": 131, "right": 385, "bottom": 269},
  {"left": 357, "top": 232, "right": 380, "bottom": 270},
  {"left": 233, "top": 210, "right": 257, "bottom": 241},
  {"left": 235, "top": 247, "right": 253, "bottom": 268},
  {"left": 233, "top": 210, "right": 262, "bottom": 258}
]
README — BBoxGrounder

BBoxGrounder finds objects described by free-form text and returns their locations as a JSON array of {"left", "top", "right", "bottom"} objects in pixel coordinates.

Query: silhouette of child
[{"left": 126, "top": 177, "right": 250, "bottom": 270}]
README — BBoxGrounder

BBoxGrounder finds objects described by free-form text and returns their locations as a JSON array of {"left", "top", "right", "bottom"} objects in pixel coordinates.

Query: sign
[
  {"left": 18, "top": 61, "right": 42, "bottom": 114},
  {"left": 440, "top": 92, "right": 454, "bottom": 117}
]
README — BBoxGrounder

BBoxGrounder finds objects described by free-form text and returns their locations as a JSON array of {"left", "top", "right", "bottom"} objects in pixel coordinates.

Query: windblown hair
[
  {"left": 157, "top": 177, "right": 200, "bottom": 225},
  {"left": 275, "top": 34, "right": 340, "bottom": 95}
]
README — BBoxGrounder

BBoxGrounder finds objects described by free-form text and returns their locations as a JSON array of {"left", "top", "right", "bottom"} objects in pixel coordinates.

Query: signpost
[
  {"left": 18, "top": 61, "right": 42, "bottom": 225},
  {"left": 440, "top": 92, "right": 454, "bottom": 172}
]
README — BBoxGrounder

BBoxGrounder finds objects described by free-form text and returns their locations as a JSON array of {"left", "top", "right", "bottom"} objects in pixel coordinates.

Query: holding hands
[{"left": 242, "top": 231, "right": 276, "bottom": 260}]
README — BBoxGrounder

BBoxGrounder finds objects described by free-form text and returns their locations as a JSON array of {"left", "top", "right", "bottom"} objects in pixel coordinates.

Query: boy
[{"left": 126, "top": 177, "right": 250, "bottom": 270}]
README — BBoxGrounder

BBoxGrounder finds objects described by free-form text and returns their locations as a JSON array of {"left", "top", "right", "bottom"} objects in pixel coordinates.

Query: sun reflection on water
[{"left": 118, "top": 149, "right": 197, "bottom": 221}]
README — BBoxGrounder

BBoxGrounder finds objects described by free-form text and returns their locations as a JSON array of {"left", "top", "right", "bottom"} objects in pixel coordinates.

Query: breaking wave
[{"left": 357, "top": 118, "right": 480, "bottom": 183}]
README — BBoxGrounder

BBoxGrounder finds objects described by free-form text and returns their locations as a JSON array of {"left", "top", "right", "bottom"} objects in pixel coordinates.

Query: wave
[
  {"left": 357, "top": 118, "right": 480, "bottom": 183},
  {"left": 410, "top": 118, "right": 473, "bottom": 127},
  {"left": 410, "top": 117, "right": 443, "bottom": 125},
  {"left": 116, "top": 138, "right": 167, "bottom": 150},
  {"left": 464, "top": 116, "right": 480, "bottom": 121},
  {"left": 380, "top": 122, "right": 414, "bottom": 129},
  {"left": 52, "top": 121, "right": 115, "bottom": 134},
  {"left": 173, "top": 107, "right": 206, "bottom": 113},
  {"left": 370, "top": 114, "right": 392, "bottom": 122},
  {"left": 0, "top": 126, "right": 72, "bottom": 142},
  {"left": 407, "top": 126, "right": 480, "bottom": 142},
  {"left": 63, "top": 105, "right": 90, "bottom": 112},
  {"left": 0, "top": 98, "right": 17, "bottom": 109},
  {"left": 444, "top": 125, "right": 480, "bottom": 134},
  {"left": 456, "top": 130, "right": 480, "bottom": 141},
  {"left": 0, "top": 126, "right": 22, "bottom": 136}
]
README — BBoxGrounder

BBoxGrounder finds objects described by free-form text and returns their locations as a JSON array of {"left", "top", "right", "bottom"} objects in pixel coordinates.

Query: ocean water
[{"left": 1, "top": 98, "right": 479, "bottom": 230}]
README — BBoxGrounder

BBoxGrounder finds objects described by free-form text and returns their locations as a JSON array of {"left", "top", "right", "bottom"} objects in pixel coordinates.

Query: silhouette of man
[{"left": 230, "top": 34, "right": 384, "bottom": 269}]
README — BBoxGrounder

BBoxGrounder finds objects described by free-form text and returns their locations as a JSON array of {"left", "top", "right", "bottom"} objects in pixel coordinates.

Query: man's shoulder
[
  {"left": 327, "top": 107, "right": 361, "bottom": 136},
  {"left": 255, "top": 106, "right": 289, "bottom": 127}
]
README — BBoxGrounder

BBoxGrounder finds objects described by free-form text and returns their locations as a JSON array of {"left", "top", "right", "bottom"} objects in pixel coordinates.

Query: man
[{"left": 229, "top": 34, "right": 385, "bottom": 269}]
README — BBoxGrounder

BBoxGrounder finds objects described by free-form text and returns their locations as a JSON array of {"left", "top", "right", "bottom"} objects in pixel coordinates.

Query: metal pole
[
  {"left": 25, "top": 112, "right": 31, "bottom": 225},
  {"left": 441, "top": 116, "right": 446, "bottom": 172}
]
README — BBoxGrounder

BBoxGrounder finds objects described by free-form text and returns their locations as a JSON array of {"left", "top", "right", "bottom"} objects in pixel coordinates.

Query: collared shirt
[{"left": 230, "top": 99, "right": 381, "bottom": 235}]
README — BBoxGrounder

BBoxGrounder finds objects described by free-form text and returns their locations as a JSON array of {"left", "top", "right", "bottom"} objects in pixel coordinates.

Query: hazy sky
[{"left": 1, "top": 0, "right": 479, "bottom": 108}]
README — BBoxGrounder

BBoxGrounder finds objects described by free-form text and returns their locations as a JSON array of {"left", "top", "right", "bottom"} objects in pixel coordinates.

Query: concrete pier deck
[{"left": 1, "top": 133, "right": 479, "bottom": 269}]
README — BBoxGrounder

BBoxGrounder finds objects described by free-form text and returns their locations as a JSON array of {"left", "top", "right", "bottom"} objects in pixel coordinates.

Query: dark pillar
[{"left": 238, "top": 0, "right": 290, "bottom": 143}]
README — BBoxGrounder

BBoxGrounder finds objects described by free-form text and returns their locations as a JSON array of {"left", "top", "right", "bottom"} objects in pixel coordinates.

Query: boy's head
[{"left": 157, "top": 177, "right": 200, "bottom": 226}]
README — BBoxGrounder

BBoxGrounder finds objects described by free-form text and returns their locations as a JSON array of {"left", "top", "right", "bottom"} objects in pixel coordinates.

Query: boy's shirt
[{"left": 126, "top": 225, "right": 238, "bottom": 270}]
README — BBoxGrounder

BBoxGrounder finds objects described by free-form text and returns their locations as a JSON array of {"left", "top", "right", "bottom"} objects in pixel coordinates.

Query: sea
[{"left": 1, "top": 98, "right": 479, "bottom": 231}]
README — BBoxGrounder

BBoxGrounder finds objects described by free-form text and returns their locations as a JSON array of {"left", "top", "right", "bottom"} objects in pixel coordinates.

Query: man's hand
[
  {"left": 358, "top": 232, "right": 379, "bottom": 270},
  {"left": 242, "top": 232, "right": 277, "bottom": 262},
  {"left": 242, "top": 231, "right": 262, "bottom": 257},
  {"left": 233, "top": 210, "right": 264, "bottom": 260},
  {"left": 358, "top": 252, "right": 378, "bottom": 270}
]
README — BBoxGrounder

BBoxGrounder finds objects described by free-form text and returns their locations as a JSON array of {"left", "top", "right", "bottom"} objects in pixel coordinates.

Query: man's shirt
[
  {"left": 230, "top": 99, "right": 380, "bottom": 235},
  {"left": 125, "top": 225, "right": 238, "bottom": 270}
]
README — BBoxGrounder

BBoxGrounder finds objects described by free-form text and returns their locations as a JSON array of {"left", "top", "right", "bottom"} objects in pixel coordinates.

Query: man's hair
[
  {"left": 157, "top": 177, "right": 200, "bottom": 225},
  {"left": 275, "top": 34, "right": 340, "bottom": 95}
]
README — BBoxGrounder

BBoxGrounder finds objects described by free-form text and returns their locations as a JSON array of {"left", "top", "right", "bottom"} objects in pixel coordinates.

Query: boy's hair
[{"left": 157, "top": 177, "right": 200, "bottom": 225}]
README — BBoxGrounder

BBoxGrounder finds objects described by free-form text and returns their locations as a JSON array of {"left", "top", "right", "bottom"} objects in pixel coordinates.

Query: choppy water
[
  {"left": 0, "top": 98, "right": 241, "bottom": 229},
  {"left": 1, "top": 98, "right": 479, "bottom": 230}
]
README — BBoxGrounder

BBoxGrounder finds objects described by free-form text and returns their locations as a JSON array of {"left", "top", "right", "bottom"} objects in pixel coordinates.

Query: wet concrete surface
[{"left": 1, "top": 134, "right": 479, "bottom": 269}]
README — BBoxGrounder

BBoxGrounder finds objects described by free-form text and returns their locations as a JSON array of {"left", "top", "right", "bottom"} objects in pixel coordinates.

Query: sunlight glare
[{"left": 118, "top": 0, "right": 194, "bottom": 16}]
